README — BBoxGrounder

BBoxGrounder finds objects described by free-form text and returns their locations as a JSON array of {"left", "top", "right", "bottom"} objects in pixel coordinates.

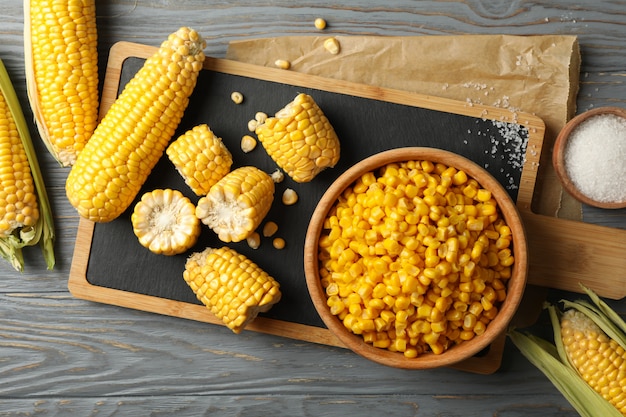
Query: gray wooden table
[{"left": 2, "top": 1, "right": 626, "bottom": 415}]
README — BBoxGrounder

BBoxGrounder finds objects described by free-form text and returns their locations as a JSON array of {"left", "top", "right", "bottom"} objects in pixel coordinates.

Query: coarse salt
[{"left": 563, "top": 114, "right": 626, "bottom": 203}]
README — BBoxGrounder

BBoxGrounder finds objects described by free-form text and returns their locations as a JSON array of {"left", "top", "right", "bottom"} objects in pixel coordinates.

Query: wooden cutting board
[{"left": 68, "top": 41, "right": 624, "bottom": 375}]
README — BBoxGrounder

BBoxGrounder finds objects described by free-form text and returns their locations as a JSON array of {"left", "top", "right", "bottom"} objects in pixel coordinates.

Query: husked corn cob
[
  {"left": 131, "top": 189, "right": 200, "bottom": 256},
  {"left": 65, "top": 27, "right": 206, "bottom": 222},
  {"left": 196, "top": 166, "right": 274, "bottom": 243},
  {"left": 183, "top": 246, "right": 281, "bottom": 333},
  {"left": 255, "top": 93, "right": 340, "bottom": 183},
  {"left": 0, "top": 58, "right": 55, "bottom": 271},
  {"left": 561, "top": 309, "right": 626, "bottom": 414},
  {"left": 24, "top": 0, "right": 99, "bottom": 166},
  {"left": 166, "top": 124, "right": 233, "bottom": 196}
]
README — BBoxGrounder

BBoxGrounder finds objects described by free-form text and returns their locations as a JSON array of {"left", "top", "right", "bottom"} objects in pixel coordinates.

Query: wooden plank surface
[{"left": 1, "top": 1, "right": 626, "bottom": 416}]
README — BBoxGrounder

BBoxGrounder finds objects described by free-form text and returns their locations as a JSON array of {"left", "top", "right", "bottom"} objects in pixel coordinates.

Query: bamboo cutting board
[{"left": 68, "top": 41, "right": 623, "bottom": 374}]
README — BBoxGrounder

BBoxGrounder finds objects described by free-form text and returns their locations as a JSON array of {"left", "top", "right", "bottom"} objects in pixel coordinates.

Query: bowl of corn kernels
[{"left": 304, "top": 147, "right": 528, "bottom": 369}]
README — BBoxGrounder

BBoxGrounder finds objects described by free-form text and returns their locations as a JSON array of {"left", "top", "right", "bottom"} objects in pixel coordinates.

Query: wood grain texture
[{"left": 1, "top": 0, "right": 625, "bottom": 415}]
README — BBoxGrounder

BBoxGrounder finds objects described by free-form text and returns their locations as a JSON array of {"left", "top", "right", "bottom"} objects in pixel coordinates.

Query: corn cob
[
  {"left": 560, "top": 309, "right": 626, "bottom": 413},
  {"left": 166, "top": 124, "right": 232, "bottom": 196},
  {"left": 65, "top": 27, "right": 206, "bottom": 222},
  {"left": 195, "top": 166, "right": 274, "bottom": 243},
  {"left": 255, "top": 93, "right": 340, "bottom": 183},
  {"left": 0, "top": 58, "right": 55, "bottom": 271},
  {"left": 509, "top": 285, "right": 626, "bottom": 417},
  {"left": 24, "top": 0, "right": 99, "bottom": 166},
  {"left": 183, "top": 246, "right": 281, "bottom": 333},
  {"left": 131, "top": 189, "right": 200, "bottom": 256}
]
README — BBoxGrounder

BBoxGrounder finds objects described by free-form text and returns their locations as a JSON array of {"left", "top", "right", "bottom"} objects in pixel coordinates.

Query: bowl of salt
[{"left": 553, "top": 107, "right": 626, "bottom": 209}]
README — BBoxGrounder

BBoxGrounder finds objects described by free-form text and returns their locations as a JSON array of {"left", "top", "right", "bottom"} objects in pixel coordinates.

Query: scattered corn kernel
[
  {"left": 314, "top": 17, "right": 327, "bottom": 29},
  {"left": 271, "top": 169, "right": 284, "bottom": 183},
  {"left": 323, "top": 38, "right": 341, "bottom": 55},
  {"left": 282, "top": 188, "right": 299, "bottom": 205},
  {"left": 230, "top": 91, "right": 244, "bottom": 104},
  {"left": 246, "top": 231, "right": 261, "bottom": 249},
  {"left": 317, "top": 159, "right": 514, "bottom": 358},
  {"left": 247, "top": 119, "right": 258, "bottom": 132},
  {"left": 275, "top": 59, "right": 291, "bottom": 70},
  {"left": 263, "top": 221, "right": 278, "bottom": 237},
  {"left": 241, "top": 135, "right": 257, "bottom": 153},
  {"left": 255, "top": 112, "right": 268, "bottom": 124},
  {"left": 273, "top": 237, "right": 286, "bottom": 249}
]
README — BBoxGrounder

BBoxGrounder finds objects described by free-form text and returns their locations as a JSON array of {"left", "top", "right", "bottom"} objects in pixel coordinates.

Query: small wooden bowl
[
  {"left": 304, "top": 147, "right": 528, "bottom": 369},
  {"left": 553, "top": 107, "right": 626, "bottom": 209}
]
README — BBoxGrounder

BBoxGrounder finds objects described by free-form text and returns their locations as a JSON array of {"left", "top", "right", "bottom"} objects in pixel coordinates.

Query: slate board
[{"left": 69, "top": 41, "right": 546, "bottom": 374}]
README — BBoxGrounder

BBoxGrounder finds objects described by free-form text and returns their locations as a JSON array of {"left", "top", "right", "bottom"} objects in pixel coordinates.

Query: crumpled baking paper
[{"left": 226, "top": 34, "right": 581, "bottom": 219}]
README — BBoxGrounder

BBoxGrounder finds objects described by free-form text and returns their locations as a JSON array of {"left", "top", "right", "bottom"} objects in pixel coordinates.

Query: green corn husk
[
  {"left": 0, "top": 58, "right": 55, "bottom": 271},
  {"left": 508, "top": 284, "right": 626, "bottom": 417}
]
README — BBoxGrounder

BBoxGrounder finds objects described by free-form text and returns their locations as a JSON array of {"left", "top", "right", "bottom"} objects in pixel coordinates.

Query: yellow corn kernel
[
  {"left": 263, "top": 221, "right": 279, "bottom": 237},
  {"left": 183, "top": 246, "right": 281, "bottom": 334},
  {"left": 282, "top": 188, "right": 299, "bottom": 205},
  {"left": 230, "top": 91, "right": 244, "bottom": 104},
  {"left": 196, "top": 166, "right": 274, "bottom": 243},
  {"left": 246, "top": 231, "right": 261, "bottom": 249},
  {"left": 167, "top": 124, "right": 233, "bottom": 196},
  {"left": 314, "top": 17, "right": 327, "bottom": 29},
  {"left": 66, "top": 27, "right": 206, "bottom": 222},
  {"left": 274, "top": 59, "right": 291, "bottom": 69},
  {"left": 561, "top": 309, "right": 626, "bottom": 414},
  {"left": 240, "top": 135, "right": 257, "bottom": 153},
  {"left": 255, "top": 93, "right": 340, "bottom": 182},
  {"left": 25, "top": 0, "right": 99, "bottom": 166},
  {"left": 272, "top": 237, "right": 286, "bottom": 250},
  {"left": 323, "top": 37, "right": 341, "bottom": 55},
  {"left": 131, "top": 189, "right": 200, "bottom": 256}
]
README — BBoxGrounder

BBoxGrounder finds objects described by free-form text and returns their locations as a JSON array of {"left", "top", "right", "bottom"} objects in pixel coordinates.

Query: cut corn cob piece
[
  {"left": 24, "top": 0, "right": 99, "bottom": 167},
  {"left": 131, "top": 189, "right": 200, "bottom": 256},
  {"left": 255, "top": 93, "right": 340, "bottom": 183},
  {"left": 0, "top": 58, "right": 55, "bottom": 271},
  {"left": 196, "top": 166, "right": 274, "bottom": 243},
  {"left": 183, "top": 246, "right": 281, "bottom": 333},
  {"left": 66, "top": 27, "right": 206, "bottom": 222},
  {"left": 166, "top": 124, "right": 233, "bottom": 196}
]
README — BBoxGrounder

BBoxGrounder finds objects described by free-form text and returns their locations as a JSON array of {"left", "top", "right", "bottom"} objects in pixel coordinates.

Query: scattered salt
[{"left": 563, "top": 114, "right": 626, "bottom": 203}]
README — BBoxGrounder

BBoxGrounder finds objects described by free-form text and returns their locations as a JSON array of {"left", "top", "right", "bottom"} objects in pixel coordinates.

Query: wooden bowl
[
  {"left": 552, "top": 106, "right": 626, "bottom": 209},
  {"left": 304, "top": 147, "right": 528, "bottom": 369}
]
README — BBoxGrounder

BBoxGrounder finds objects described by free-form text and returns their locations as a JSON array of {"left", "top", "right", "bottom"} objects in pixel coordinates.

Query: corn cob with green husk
[
  {"left": 509, "top": 285, "right": 626, "bottom": 417},
  {"left": 24, "top": 0, "right": 100, "bottom": 167},
  {"left": 183, "top": 246, "right": 281, "bottom": 333},
  {"left": 255, "top": 93, "right": 340, "bottom": 183},
  {"left": 0, "top": 58, "right": 55, "bottom": 271},
  {"left": 65, "top": 27, "right": 206, "bottom": 222}
]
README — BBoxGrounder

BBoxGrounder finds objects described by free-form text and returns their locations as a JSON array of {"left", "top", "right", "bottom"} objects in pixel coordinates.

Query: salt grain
[{"left": 564, "top": 114, "right": 626, "bottom": 203}]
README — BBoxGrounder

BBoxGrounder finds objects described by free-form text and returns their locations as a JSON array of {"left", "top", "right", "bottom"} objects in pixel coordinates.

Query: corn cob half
[
  {"left": 24, "top": 0, "right": 99, "bottom": 166},
  {"left": 0, "top": 59, "right": 55, "bottom": 271},
  {"left": 195, "top": 166, "right": 274, "bottom": 243},
  {"left": 65, "top": 27, "right": 206, "bottom": 222},
  {"left": 131, "top": 189, "right": 200, "bottom": 256},
  {"left": 255, "top": 93, "right": 340, "bottom": 183},
  {"left": 183, "top": 246, "right": 281, "bottom": 333},
  {"left": 166, "top": 124, "right": 233, "bottom": 196}
]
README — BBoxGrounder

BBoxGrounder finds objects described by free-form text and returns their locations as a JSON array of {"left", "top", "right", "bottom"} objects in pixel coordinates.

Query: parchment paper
[{"left": 227, "top": 34, "right": 581, "bottom": 219}]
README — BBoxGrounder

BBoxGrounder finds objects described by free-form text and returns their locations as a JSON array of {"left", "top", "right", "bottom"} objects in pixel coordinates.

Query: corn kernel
[
  {"left": 230, "top": 91, "right": 244, "bottom": 104},
  {"left": 314, "top": 17, "right": 327, "bottom": 29},
  {"left": 274, "top": 59, "right": 291, "bottom": 69}
]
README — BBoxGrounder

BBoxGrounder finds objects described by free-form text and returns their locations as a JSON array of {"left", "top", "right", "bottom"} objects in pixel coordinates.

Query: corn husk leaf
[
  {"left": 0, "top": 58, "right": 55, "bottom": 271},
  {"left": 509, "top": 328, "right": 622, "bottom": 417}
]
